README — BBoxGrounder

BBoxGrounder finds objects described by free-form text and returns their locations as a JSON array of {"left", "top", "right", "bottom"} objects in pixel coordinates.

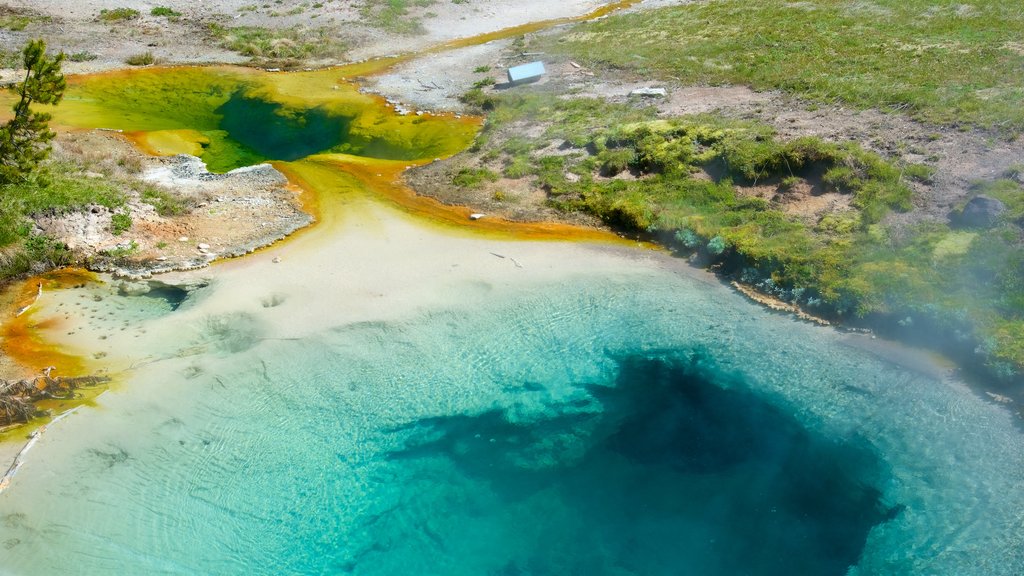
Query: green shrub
[
  {"left": 98, "top": 8, "right": 140, "bottom": 21},
  {"left": 822, "top": 166, "right": 859, "bottom": 192},
  {"left": 25, "top": 234, "right": 69, "bottom": 259},
  {"left": 779, "top": 175, "right": 801, "bottom": 190},
  {"left": 151, "top": 7, "right": 182, "bottom": 18},
  {"left": 598, "top": 148, "right": 635, "bottom": 176},
  {"left": 68, "top": 51, "right": 98, "bottom": 62},
  {"left": 503, "top": 156, "right": 532, "bottom": 179},
  {"left": 125, "top": 52, "right": 155, "bottom": 66},
  {"left": 707, "top": 235, "right": 727, "bottom": 255},
  {"left": 674, "top": 228, "right": 701, "bottom": 249},
  {"left": 904, "top": 163, "right": 936, "bottom": 183},
  {"left": 459, "top": 88, "right": 498, "bottom": 112}
]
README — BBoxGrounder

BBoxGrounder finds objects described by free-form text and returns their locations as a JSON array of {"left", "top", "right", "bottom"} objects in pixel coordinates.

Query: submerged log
[{"left": 0, "top": 372, "right": 110, "bottom": 427}]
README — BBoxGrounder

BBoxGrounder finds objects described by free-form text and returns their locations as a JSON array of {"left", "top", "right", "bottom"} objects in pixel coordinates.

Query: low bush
[
  {"left": 452, "top": 167, "right": 499, "bottom": 188},
  {"left": 125, "top": 52, "right": 155, "bottom": 66},
  {"left": 151, "top": 7, "right": 182, "bottom": 18},
  {"left": 98, "top": 8, "right": 140, "bottom": 22}
]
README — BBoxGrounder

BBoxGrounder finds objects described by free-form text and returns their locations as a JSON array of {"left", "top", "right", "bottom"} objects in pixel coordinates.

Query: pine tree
[{"left": 0, "top": 39, "right": 65, "bottom": 184}]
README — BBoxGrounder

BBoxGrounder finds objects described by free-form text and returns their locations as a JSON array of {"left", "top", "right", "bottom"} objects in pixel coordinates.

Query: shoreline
[{"left": 0, "top": 190, "right": 1000, "bottom": 491}]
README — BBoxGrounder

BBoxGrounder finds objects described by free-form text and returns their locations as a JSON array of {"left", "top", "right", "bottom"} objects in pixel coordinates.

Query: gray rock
[
  {"left": 630, "top": 87, "right": 667, "bottom": 97},
  {"left": 952, "top": 195, "right": 1006, "bottom": 228},
  {"left": 118, "top": 281, "right": 152, "bottom": 296}
]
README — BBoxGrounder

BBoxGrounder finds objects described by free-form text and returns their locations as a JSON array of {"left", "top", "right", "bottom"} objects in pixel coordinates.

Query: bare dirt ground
[{"left": 0, "top": 0, "right": 622, "bottom": 75}]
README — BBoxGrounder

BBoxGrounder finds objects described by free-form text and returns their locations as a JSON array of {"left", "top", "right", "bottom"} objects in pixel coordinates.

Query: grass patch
[
  {"left": 7, "top": 163, "right": 127, "bottom": 216},
  {"left": 360, "top": 0, "right": 435, "bottom": 35},
  {"left": 0, "top": 15, "right": 32, "bottom": 31},
  {"left": 150, "top": 7, "right": 182, "bottom": 18},
  {"left": 98, "top": 8, "right": 140, "bottom": 22},
  {"left": 0, "top": 50, "right": 21, "bottom": 69},
  {"left": 140, "top": 186, "right": 187, "bottom": 216},
  {"left": 452, "top": 167, "right": 499, "bottom": 188},
  {"left": 124, "top": 52, "right": 155, "bottom": 66},
  {"left": 110, "top": 212, "right": 132, "bottom": 235},
  {"left": 474, "top": 93, "right": 914, "bottom": 291},
  {"left": 0, "top": 162, "right": 129, "bottom": 280},
  {"left": 208, "top": 24, "right": 346, "bottom": 61},
  {"left": 68, "top": 51, "right": 98, "bottom": 63},
  {"left": 0, "top": 7, "right": 49, "bottom": 31},
  {"left": 546, "top": 0, "right": 1024, "bottom": 134}
]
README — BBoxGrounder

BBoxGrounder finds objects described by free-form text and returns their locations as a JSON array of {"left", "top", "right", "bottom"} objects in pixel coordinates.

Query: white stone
[{"left": 630, "top": 87, "right": 667, "bottom": 97}]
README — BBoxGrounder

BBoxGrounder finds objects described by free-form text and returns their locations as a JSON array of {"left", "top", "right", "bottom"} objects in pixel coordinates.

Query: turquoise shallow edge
[{"left": 0, "top": 269, "right": 1021, "bottom": 575}]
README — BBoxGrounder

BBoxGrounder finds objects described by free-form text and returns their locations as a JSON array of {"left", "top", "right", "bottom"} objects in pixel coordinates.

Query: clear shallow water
[{"left": 1, "top": 267, "right": 1022, "bottom": 575}]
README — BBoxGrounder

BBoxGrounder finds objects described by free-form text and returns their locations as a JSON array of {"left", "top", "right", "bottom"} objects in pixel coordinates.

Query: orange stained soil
[{"left": 0, "top": 269, "right": 100, "bottom": 378}]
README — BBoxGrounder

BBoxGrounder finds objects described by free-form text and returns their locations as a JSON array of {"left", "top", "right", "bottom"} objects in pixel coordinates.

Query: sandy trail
[{"left": 0, "top": 0, "right": 645, "bottom": 75}]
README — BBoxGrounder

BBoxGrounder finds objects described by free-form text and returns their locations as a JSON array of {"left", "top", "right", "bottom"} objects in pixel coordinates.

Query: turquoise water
[{"left": 1, "top": 267, "right": 1022, "bottom": 575}]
